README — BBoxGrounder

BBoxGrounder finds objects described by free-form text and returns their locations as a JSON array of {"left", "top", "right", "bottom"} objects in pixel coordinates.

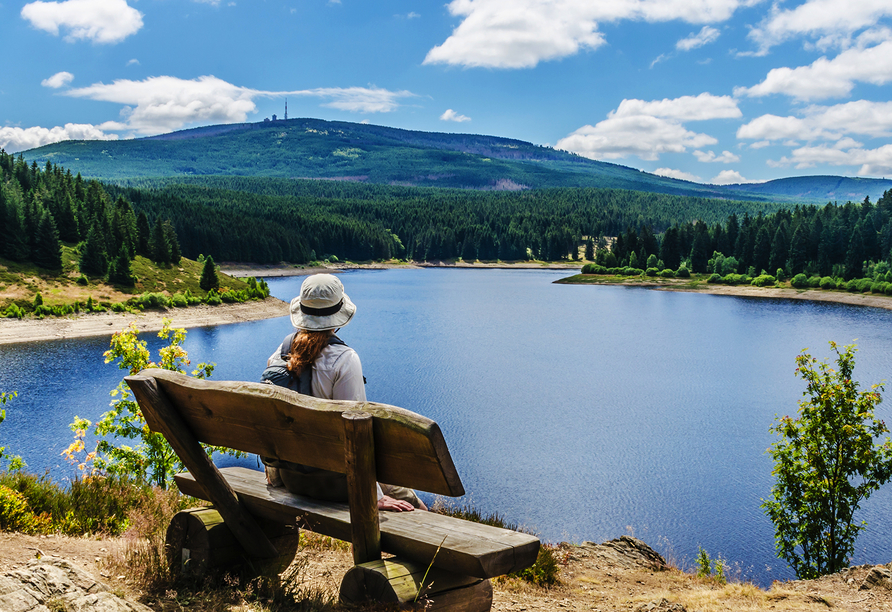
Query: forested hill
[{"left": 19, "top": 117, "right": 887, "bottom": 204}]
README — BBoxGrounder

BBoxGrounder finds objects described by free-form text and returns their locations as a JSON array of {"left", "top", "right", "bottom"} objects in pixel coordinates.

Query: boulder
[
  {"left": 0, "top": 557, "right": 151, "bottom": 612},
  {"left": 577, "top": 536, "right": 668, "bottom": 571}
]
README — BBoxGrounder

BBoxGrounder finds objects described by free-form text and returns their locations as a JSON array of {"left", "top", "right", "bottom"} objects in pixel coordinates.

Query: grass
[{"left": 0, "top": 249, "right": 252, "bottom": 314}]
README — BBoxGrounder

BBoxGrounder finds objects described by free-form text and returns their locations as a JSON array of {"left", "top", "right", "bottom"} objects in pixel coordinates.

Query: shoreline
[
  {"left": 0, "top": 297, "right": 289, "bottom": 346},
  {"left": 558, "top": 276, "right": 892, "bottom": 311},
  {"left": 220, "top": 260, "right": 582, "bottom": 277}
]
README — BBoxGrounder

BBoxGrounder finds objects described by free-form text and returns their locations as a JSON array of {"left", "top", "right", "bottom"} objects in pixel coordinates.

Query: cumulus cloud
[
  {"left": 737, "top": 100, "right": 892, "bottom": 143},
  {"left": 440, "top": 109, "right": 471, "bottom": 122},
  {"left": 423, "top": 0, "right": 756, "bottom": 68},
  {"left": 0, "top": 123, "right": 116, "bottom": 153},
  {"left": 41, "top": 71, "right": 74, "bottom": 88},
  {"left": 747, "top": 0, "right": 892, "bottom": 54},
  {"left": 62, "top": 75, "right": 415, "bottom": 136},
  {"left": 21, "top": 0, "right": 143, "bottom": 44},
  {"left": 735, "top": 34, "right": 892, "bottom": 101},
  {"left": 710, "top": 169, "right": 758, "bottom": 184},
  {"left": 694, "top": 149, "right": 740, "bottom": 163},
  {"left": 126, "top": 59, "right": 139, "bottom": 66},
  {"left": 769, "top": 143, "right": 892, "bottom": 176},
  {"left": 555, "top": 93, "right": 738, "bottom": 161},
  {"left": 654, "top": 167, "right": 702, "bottom": 181},
  {"left": 677, "top": 26, "right": 721, "bottom": 51}
]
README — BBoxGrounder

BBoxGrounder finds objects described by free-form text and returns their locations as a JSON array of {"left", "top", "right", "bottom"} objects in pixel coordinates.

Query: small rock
[
  {"left": 860, "top": 566, "right": 892, "bottom": 591},
  {"left": 579, "top": 536, "right": 668, "bottom": 571},
  {"left": 635, "top": 598, "right": 687, "bottom": 612}
]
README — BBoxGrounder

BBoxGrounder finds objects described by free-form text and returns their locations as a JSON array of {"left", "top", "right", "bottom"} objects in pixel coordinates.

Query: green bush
[
  {"left": 886, "top": 283, "right": 892, "bottom": 296},
  {"left": 3, "top": 304, "right": 25, "bottom": 319},
  {"left": 676, "top": 266, "right": 691, "bottom": 278},
  {"left": 645, "top": 267, "right": 659, "bottom": 277},
  {"left": 871, "top": 282, "right": 886, "bottom": 294},
  {"left": 171, "top": 293, "right": 188, "bottom": 307},
  {"left": 820, "top": 276, "right": 837, "bottom": 290},
  {"left": 132, "top": 293, "right": 170, "bottom": 309},
  {"left": 791, "top": 273, "right": 809, "bottom": 288},
  {"left": 857, "top": 278, "right": 871, "bottom": 293},
  {"left": 622, "top": 267, "right": 644, "bottom": 276},
  {"left": 110, "top": 302, "right": 128, "bottom": 313},
  {"left": 0, "top": 484, "right": 47, "bottom": 534},
  {"left": 751, "top": 274, "right": 776, "bottom": 287},
  {"left": 581, "top": 263, "right": 606, "bottom": 274},
  {"left": 205, "top": 291, "right": 222, "bottom": 306},
  {"left": 808, "top": 275, "right": 822, "bottom": 288},
  {"left": 76, "top": 275, "right": 89, "bottom": 286},
  {"left": 660, "top": 269, "right": 675, "bottom": 278},
  {"left": 707, "top": 273, "right": 723, "bottom": 284},
  {"left": 845, "top": 279, "right": 860, "bottom": 292}
]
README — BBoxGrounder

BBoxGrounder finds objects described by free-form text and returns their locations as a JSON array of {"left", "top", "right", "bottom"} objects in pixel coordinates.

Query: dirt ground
[{"left": 2, "top": 531, "right": 891, "bottom": 611}]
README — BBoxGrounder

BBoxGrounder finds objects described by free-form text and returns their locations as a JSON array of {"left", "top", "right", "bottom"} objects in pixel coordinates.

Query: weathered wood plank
[
  {"left": 132, "top": 369, "right": 463, "bottom": 496},
  {"left": 174, "top": 467, "right": 540, "bottom": 578},
  {"left": 343, "top": 411, "right": 381, "bottom": 564},
  {"left": 340, "top": 558, "right": 492, "bottom": 611},
  {"left": 125, "top": 376, "right": 277, "bottom": 559}
]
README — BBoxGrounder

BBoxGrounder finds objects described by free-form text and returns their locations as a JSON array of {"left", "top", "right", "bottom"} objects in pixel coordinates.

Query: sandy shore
[
  {"left": 560, "top": 276, "right": 892, "bottom": 311},
  {"left": 220, "top": 260, "right": 581, "bottom": 278},
  {"left": 0, "top": 297, "right": 289, "bottom": 346}
]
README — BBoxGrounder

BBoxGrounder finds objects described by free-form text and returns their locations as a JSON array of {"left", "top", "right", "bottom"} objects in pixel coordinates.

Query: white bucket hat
[{"left": 289, "top": 274, "right": 356, "bottom": 331}]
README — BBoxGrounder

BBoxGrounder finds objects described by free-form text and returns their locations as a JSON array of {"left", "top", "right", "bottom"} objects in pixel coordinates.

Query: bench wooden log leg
[
  {"left": 166, "top": 507, "right": 300, "bottom": 577},
  {"left": 339, "top": 558, "right": 493, "bottom": 612},
  {"left": 343, "top": 411, "right": 381, "bottom": 565}
]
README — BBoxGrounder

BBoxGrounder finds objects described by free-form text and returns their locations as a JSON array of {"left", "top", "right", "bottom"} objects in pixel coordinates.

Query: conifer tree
[
  {"left": 151, "top": 217, "right": 170, "bottom": 264},
  {"left": 33, "top": 209, "right": 62, "bottom": 270},
  {"left": 163, "top": 220, "right": 181, "bottom": 264},
  {"left": 107, "top": 248, "right": 135, "bottom": 286},
  {"left": 136, "top": 211, "right": 151, "bottom": 257},
  {"left": 79, "top": 225, "right": 108, "bottom": 277},
  {"left": 199, "top": 255, "right": 219, "bottom": 291},
  {"left": 844, "top": 225, "right": 866, "bottom": 281}
]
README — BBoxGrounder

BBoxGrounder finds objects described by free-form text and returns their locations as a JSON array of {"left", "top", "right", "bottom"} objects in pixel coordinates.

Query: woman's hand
[{"left": 378, "top": 495, "right": 415, "bottom": 512}]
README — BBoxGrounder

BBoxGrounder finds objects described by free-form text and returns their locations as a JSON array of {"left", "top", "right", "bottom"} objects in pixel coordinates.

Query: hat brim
[{"left": 289, "top": 293, "right": 356, "bottom": 331}]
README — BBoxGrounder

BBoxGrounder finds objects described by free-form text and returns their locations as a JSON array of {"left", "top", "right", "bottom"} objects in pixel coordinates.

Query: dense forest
[
  {"left": 104, "top": 176, "right": 786, "bottom": 264},
  {"left": 596, "top": 191, "right": 892, "bottom": 284},
  {"left": 0, "top": 150, "right": 182, "bottom": 285}
]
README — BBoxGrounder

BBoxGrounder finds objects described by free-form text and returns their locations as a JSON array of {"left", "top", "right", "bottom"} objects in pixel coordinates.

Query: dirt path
[{"left": 0, "top": 297, "right": 289, "bottom": 346}]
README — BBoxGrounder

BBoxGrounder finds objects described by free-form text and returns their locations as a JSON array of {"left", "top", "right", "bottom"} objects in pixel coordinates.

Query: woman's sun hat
[{"left": 289, "top": 273, "right": 356, "bottom": 331}]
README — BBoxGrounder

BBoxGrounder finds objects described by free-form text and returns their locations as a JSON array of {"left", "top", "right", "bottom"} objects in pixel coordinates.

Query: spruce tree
[
  {"left": 163, "top": 220, "right": 181, "bottom": 264},
  {"left": 136, "top": 211, "right": 151, "bottom": 257},
  {"left": 107, "top": 248, "right": 135, "bottom": 286},
  {"left": 79, "top": 225, "right": 108, "bottom": 277},
  {"left": 33, "top": 209, "right": 62, "bottom": 270},
  {"left": 199, "top": 255, "right": 219, "bottom": 291},
  {"left": 844, "top": 225, "right": 866, "bottom": 281},
  {"left": 151, "top": 217, "right": 170, "bottom": 264}
]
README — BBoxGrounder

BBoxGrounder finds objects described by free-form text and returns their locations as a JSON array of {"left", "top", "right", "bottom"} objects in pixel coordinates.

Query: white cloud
[
  {"left": 769, "top": 143, "right": 892, "bottom": 176},
  {"left": 41, "top": 71, "right": 74, "bottom": 88},
  {"left": 694, "top": 149, "right": 740, "bottom": 163},
  {"left": 406, "top": 12, "right": 420, "bottom": 19},
  {"left": 21, "top": 0, "right": 143, "bottom": 44},
  {"left": 735, "top": 34, "right": 892, "bottom": 101},
  {"left": 126, "top": 58, "right": 139, "bottom": 66},
  {"left": 556, "top": 93, "right": 738, "bottom": 161},
  {"left": 710, "top": 169, "right": 758, "bottom": 184},
  {"left": 677, "top": 26, "right": 720, "bottom": 51},
  {"left": 654, "top": 167, "right": 702, "bottom": 181},
  {"left": 440, "top": 108, "right": 471, "bottom": 122},
  {"left": 737, "top": 100, "right": 892, "bottom": 143},
  {"left": 747, "top": 0, "right": 892, "bottom": 54},
  {"left": 62, "top": 75, "right": 415, "bottom": 135},
  {"left": 423, "top": 0, "right": 758, "bottom": 69},
  {"left": 0, "top": 123, "right": 116, "bottom": 153}
]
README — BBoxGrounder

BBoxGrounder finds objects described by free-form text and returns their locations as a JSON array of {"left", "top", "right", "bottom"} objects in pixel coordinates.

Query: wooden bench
[{"left": 126, "top": 368, "right": 540, "bottom": 611}]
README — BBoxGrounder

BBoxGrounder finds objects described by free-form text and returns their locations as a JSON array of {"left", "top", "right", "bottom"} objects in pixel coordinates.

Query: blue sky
[{"left": 2, "top": 0, "right": 892, "bottom": 185}]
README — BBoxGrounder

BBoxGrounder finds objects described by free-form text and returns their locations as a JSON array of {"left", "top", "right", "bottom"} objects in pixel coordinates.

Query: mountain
[{"left": 19, "top": 118, "right": 892, "bottom": 203}]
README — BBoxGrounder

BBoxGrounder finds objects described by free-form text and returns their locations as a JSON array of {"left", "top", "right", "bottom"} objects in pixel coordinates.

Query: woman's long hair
[{"left": 287, "top": 329, "right": 335, "bottom": 377}]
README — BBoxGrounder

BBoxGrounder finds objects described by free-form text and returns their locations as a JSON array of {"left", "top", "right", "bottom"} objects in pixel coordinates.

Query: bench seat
[{"left": 175, "top": 466, "right": 540, "bottom": 579}]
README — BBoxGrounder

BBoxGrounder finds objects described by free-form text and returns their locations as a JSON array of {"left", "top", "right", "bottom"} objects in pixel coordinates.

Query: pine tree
[
  {"left": 79, "top": 225, "right": 108, "bottom": 277},
  {"left": 199, "top": 255, "right": 220, "bottom": 291},
  {"left": 151, "top": 217, "right": 170, "bottom": 264},
  {"left": 107, "top": 248, "right": 135, "bottom": 286},
  {"left": 32, "top": 209, "right": 62, "bottom": 270},
  {"left": 163, "top": 220, "right": 181, "bottom": 264},
  {"left": 844, "top": 225, "right": 866, "bottom": 281},
  {"left": 788, "top": 225, "right": 809, "bottom": 275},
  {"left": 136, "top": 211, "right": 151, "bottom": 257}
]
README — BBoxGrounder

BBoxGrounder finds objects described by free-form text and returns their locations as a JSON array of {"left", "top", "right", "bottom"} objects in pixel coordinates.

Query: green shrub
[
  {"left": 171, "top": 293, "right": 188, "bottom": 308},
  {"left": 132, "top": 293, "right": 170, "bottom": 309},
  {"left": 676, "top": 266, "right": 690, "bottom": 278},
  {"left": 886, "top": 284, "right": 892, "bottom": 296},
  {"left": 751, "top": 274, "right": 776, "bottom": 287},
  {"left": 707, "top": 273, "right": 723, "bottom": 284},
  {"left": 723, "top": 273, "right": 746, "bottom": 286},
  {"left": 3, "top": 304, "right": 25, "bottom": 319},
  {"left": 0, "top": 484, "right": 46, "bottom": 534},
  {"left": 820, "top": 276, "right": 837, "bottom": 290},
  {"left": 645, "top": 267, "right": 659, "bottom": 277},
  {"left": 581, "top": 263, "right": 606, "bottom": 274},
  {"left": 76, "top": 275, "right": 89, "bottom": 286},
  {"left": 845, "top": 279, "right": 860, "bottom": 292},
  {"left": 205, "top": 291, "right": 222, "bottom": 306},
  {"left": 871, "top": 282, "right": 886, "bottom": 294},
  {"left": 857, "top": 278, "right": 871, "bottom": 293},
  {"left": 808, "top": 275, "right": 822, "bottom": 288},
  {"left": 791, "top": 273, "right": 809, "bottom": 288},
  {"left": 660, "top": 269, "right": 675, "bottom": 278},
  {"left": 110, "top": 302, "right": 127, "bottom": 313},
  {"left": 622, "top": 267, "right": 644, "bottom": 276}
]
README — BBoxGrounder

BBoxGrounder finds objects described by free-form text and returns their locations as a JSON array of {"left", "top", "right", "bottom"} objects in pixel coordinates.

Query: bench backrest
[{"left": 127, "top": 368, "right": 464, "bottom": 497}]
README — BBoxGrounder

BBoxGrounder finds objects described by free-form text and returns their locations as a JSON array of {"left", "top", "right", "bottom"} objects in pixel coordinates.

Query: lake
[{"left": 3, "top": 268, "right": 892, "bottom": 585}]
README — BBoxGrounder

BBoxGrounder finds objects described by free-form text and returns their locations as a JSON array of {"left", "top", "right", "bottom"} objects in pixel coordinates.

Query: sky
[{"left": 2, "top": 0, "right": 892, "bottom": 185}]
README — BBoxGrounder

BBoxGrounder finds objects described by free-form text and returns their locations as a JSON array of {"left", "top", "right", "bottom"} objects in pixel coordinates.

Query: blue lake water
[{"left": 3, "top": 268, "right": 892, "bottom": 585}]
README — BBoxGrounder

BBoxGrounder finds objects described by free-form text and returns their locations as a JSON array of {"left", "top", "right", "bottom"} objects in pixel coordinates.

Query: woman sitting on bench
[{"left": 262, "top": 273, "right": 427, "bottom": 512}]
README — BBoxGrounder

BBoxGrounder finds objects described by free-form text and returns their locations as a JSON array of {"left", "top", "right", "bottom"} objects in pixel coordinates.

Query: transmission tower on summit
[{"left": 285, "top": 99, "right": 288, "bottom": 121}]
